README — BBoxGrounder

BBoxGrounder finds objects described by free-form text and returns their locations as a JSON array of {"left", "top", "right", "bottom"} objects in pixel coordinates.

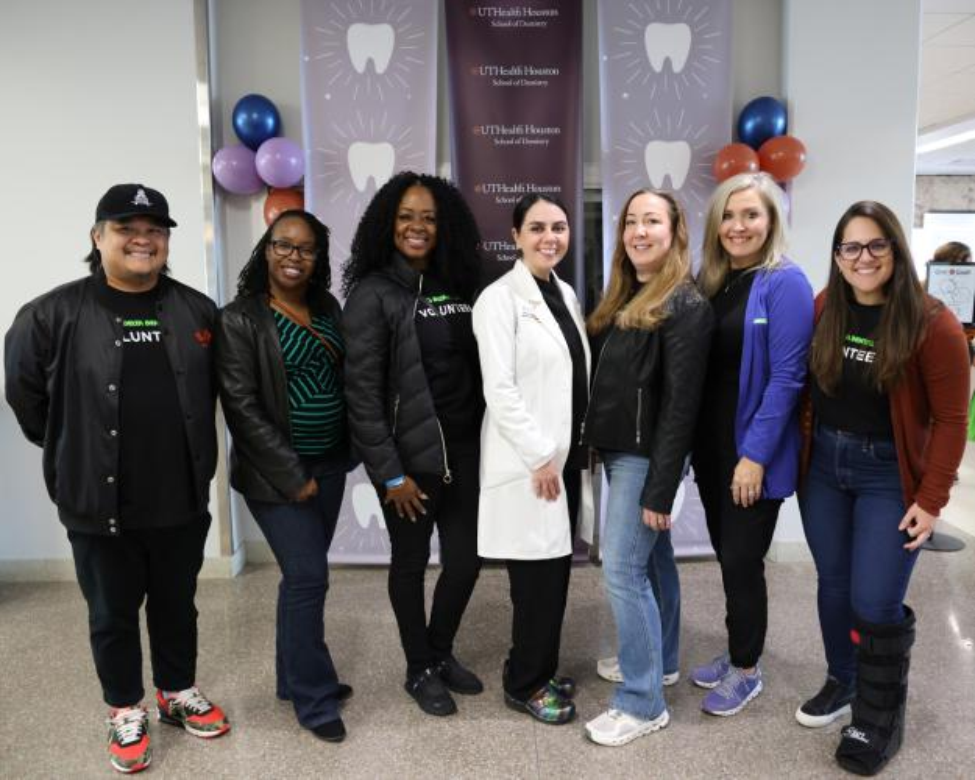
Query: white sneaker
[
  {"left": 585, "top": 707, "right": 670, "bottom": 746},
  {"left": 596, "top": 657, "right": 679, "bottom": 686}
]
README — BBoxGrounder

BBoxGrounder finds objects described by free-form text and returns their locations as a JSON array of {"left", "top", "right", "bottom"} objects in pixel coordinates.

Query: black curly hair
[
  {"left": 342, "top": 171, "right": 484, "bottom": 302},
  {"left": 237, "top": 209, "right": 333, "bottom": 309}
]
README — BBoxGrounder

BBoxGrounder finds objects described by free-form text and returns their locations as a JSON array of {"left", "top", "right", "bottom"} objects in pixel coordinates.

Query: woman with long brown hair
[
  {"left": 797, "top": 201, "right": 969, "bottom": 775},
  {"left": 582, "top": 189, "right": 712, "bottom": 746}
]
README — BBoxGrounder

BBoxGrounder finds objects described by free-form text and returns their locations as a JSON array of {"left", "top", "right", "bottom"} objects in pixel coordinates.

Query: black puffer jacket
[
  {"left": 582, "top": 282, "right": 713, "bottom": 513},
  {"left": 343, "top": 257, "right": 449, "bottom": 485},
  {"left": 215, "top": 293, "right": 348, "bottom": 503},
  {"left": 4, "top": 272, "right": 218, "bottom": 535}
]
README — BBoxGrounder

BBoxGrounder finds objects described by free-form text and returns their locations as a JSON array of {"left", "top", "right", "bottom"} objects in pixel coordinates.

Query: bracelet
[{"left": 385, "top": 475, "right": 406, "bottom": 489}]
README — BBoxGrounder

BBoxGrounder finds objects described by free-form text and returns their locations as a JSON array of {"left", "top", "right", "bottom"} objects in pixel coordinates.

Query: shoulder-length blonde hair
[
  {"left": 698, "top": 172, "right": 788, "bottom": 298},
  {"left": 588, "top": 189, "right": 691, "bottom": 334}
]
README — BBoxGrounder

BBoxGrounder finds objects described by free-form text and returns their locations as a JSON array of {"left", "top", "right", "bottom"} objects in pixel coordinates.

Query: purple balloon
[
  {"left": 212, "top": 144, "right": 263, "bottom": 195},
  {"left": 255, "top": 138, "right": 305, "bottom": 188}
]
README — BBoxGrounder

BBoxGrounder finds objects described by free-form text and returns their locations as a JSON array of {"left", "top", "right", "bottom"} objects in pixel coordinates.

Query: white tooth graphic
[
  {"left": 352, "top": 482, "right": 385, "bottom": 530},
  {"left": 644, "top": 22, "right": 691, "bottom": 73},
  {"left": 643, "top": 140, "right": 692, "bottom": 190},
  {"left": 347, "top": 141, "right": 395, "bottom": 192},
  {"left": 347, "top": 23, "right": 395, "bottom": 75}
]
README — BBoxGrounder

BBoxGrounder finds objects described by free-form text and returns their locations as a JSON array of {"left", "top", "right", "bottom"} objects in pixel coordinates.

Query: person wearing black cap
[{"left": 4, "top": 184, "right": 230, "bottom": 774}]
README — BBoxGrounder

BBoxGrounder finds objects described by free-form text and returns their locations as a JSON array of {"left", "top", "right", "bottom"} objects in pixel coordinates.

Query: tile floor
[{"left": 2, "top": 445, "right": 974, "bottom": 779}]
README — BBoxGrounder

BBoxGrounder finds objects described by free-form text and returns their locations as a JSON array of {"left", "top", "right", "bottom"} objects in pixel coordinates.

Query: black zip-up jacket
[
  {"left": 343, "top": 256, "right": 450, "bottom": 485},
  {"left": 215, "top": 292, "right": 349, "bottom": 503},
  {"left": 582, "top": 282, "right": 714, "bottom": 513},
  {"left": 4, "top": 272, "right": 218, "bottom": 535}
]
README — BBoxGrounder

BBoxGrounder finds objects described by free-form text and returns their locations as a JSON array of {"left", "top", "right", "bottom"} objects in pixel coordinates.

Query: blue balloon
[
  {"left": 232, "top": 94, "right": 281, "bottom": 151},
  {"left": 737, "top": 96, "right": 787, "bottom": 151}
]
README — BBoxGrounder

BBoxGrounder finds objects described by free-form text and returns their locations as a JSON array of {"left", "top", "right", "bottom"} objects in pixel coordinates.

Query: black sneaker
[
  {"left": 312, "top": 717, "right": 346, "bottom": 743},
  {"left": 405, "top": 667, "right": 458, "bottom": 716},
  {"left": 795, "top": 676, "right": 855, "bottom": 728},
  {"left": 438, "top": 656, "right": 484, "bottom": 695}
]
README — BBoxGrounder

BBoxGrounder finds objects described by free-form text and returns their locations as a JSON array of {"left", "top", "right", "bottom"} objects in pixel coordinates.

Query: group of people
[{"left": 5, "top": 170, "right": 970, "bottom": 776}]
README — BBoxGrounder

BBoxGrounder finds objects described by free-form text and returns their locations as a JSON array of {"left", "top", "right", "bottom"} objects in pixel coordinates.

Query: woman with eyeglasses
[
  {"left": 216, "top": 209, "right": 353, "bottom": 742},
  {"left": 691, "top": 172, "right": 813, "bottom": 716},
  {"left": 797, "top": 201, "right": 969, "bottom": 776},
  {"left": 342, "top": 172, "right": 486, "bottom": 718}
]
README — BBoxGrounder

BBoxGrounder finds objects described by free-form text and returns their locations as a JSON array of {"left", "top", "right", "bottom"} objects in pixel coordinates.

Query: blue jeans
[
  {"left": 246, "top": 471, "right": 346, "bottom": 729},
  {"left": 800, "top": 425, "right": 918, "bottom": 685},
  {"left": 600, "top": 452, "right": 680, "bottom": 720}
]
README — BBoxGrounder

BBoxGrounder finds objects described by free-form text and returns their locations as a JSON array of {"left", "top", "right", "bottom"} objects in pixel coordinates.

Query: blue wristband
[{"left": 385, "top": 475, "right": 406, "bottom": 489}]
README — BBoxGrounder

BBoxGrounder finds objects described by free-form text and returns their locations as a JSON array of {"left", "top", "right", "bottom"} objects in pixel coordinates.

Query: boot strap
[
  {"left": 858, "top": 658, "right": 910, "bottom": 684},
  {"left": 852, "top": 697, "right": 901, "bottom": 731},
  {"left": 854, "top": 631, "right": 915, "bottom": 655}
]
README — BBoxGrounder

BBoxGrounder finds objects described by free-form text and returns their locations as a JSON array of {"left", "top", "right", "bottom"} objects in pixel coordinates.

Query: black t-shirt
[
  {"left": 695, "top": 268, "right": 756, "bottom": 454},
  {"left": 96, "top": 278, "right": 199, "bottom": 528},
  {"left": 413, "top": 273, "right": 484, "bottom": 444},
  {"left": 535, "top": 274, "right": 589, "bottom": 470},
  {"left": 811, "top": 302, "right": 892, "bottom": 436}
]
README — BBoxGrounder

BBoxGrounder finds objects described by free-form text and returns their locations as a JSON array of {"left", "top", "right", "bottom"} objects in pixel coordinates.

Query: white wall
[
  {"left": 0, "top": 0, "right": 223, "bottom": 574},
  {"left": 768, "top": 0, "right": 923, "bottom": 560}
]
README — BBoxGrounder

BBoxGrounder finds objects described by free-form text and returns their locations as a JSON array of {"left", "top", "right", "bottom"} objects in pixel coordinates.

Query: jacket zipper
[
  {"left": 579, "top": 329, "right": 613, "bottom": 444},
  {"left": 411, "top": 272, "right": 451, "bottom": 484},
  {"left": 392, "top": 394, "right": 400, "bottom": 435},
  {"left": 636, "top": 387, "right": 643, "bottom": 446}
]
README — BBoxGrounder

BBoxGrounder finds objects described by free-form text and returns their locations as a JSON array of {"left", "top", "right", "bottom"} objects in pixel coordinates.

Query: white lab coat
[{"left": 472, "top": 260, "right": 594, "bottom": 560}]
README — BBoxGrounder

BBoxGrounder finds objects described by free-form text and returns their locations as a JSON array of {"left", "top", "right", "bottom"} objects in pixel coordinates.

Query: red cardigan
[{"left": 801, "top": 293, "right": 970, "bottom": 515}]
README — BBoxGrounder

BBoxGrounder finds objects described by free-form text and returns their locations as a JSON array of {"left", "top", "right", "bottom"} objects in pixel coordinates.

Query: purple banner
[
  {"left": 598, "top": 0, "right": 732, "bottom": 557},
  {"left": 445, "top": 1, "right": 584, "bottom": 290},
  {"left": 300, "top": 0, "right": 438, "bottom": 563}
]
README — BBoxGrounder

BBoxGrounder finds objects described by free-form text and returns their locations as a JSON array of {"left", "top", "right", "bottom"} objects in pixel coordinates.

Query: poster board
[{"left": 927, "top": 261, "right": 975, "bottom": 326}]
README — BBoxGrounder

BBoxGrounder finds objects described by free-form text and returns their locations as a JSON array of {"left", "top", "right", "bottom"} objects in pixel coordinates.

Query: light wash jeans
[{"left": 601, "top": 451, "right": 680, "bottom": 720}]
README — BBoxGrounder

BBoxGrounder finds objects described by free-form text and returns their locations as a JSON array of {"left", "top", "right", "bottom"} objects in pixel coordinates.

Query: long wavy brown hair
[
  {"left": 587, "top": 189, "right": 691, "bottom": 334},
  {"left": 810, "top": 201, "right": 930, "bottom": 394}
]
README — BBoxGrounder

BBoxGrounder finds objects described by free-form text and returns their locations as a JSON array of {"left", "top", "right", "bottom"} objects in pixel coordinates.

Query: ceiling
[{"left": 916, "top": 0, "right": 975, "bottom": 174}]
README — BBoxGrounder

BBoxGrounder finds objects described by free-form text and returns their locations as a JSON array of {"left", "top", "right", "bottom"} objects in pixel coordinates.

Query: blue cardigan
[{"left": 736, "top": 260, "right": 814, "bottom": 498}]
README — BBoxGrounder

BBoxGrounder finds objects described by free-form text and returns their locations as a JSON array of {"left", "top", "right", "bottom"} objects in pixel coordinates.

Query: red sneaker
[
  {"left": 107, "top": 706, "right": 151, "bottom": 774},
  {"left": 156, "top": 687, "right": 230, "bottom": 738}
]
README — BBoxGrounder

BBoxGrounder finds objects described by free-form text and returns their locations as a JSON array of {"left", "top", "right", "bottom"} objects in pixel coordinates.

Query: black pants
[
  {"left": 504, "top": 468, "right": 580, "bottom": 702},
  {"left": 384, "top": 446, "right": 482, "bottom": 677},
  {"left": 694, "top": 459, "right": 781, "bottom": 669},
  {"left": 68, "top": 516, "right": 210, "bottom": 708}
]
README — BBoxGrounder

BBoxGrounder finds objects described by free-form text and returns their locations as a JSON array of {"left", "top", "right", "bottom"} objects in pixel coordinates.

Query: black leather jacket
[
  {"left": 582, "top": 282, "right": 713, "bottom": 513},
  {"left": 4, "top": 273, "right": 218, "bottom": 535},
  {"left": 215, "top": 293, "right": 348, "bottom": 503},
  {"left": 343, "top": 257, "right": 450, "bottom": 485}
]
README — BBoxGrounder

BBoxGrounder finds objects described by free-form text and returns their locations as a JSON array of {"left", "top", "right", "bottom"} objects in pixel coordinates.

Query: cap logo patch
[{"left": 132, "top": 188, "right": 153, "bottom": 207}]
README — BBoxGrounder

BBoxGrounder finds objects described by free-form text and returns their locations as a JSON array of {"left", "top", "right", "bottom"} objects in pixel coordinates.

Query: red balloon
[
  {"left": 758, "top": 135, "right": 807, "bottom": 182},
  {"left": 713, "top": 143, "right": 760, "bottom": 183},
  {"left": 263, "top": 188, "right": 304, "bottom": 225}
]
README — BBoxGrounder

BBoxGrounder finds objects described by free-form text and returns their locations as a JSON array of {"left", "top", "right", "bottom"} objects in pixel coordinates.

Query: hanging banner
[
  {"left": 598, "top": 0, "right": 733, "bottom": 556},
  {"left": 445, "top": 1, "right": 584, "bottom": 291},
  {"left": 300, "top": 0, "right": 438, "bottom": 562}
]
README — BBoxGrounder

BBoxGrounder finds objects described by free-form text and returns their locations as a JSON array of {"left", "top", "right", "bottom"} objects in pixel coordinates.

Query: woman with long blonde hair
[
  {"left": 689, "top": 173, "right": 813, "bottom": 716},
  {"left": 581, "top": 189, "right": 713, "bottom": 746}
]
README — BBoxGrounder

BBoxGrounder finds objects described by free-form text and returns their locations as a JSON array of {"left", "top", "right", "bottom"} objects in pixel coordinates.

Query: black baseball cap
[{"left": 95, "top": 183, "right": 177, "bottom": 228}]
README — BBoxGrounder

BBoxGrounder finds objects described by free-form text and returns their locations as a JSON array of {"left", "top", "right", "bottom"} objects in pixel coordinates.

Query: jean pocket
[{"left": 870, "top": 440, "right": 898, "bottom": 463}]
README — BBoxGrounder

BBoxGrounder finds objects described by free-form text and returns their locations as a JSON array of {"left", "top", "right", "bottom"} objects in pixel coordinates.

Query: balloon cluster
[
  {"left": 713, "top": 97, "right": 807, "bottom": 184},
  {"left": 212, "top": 94, "right": 305, "bottom": 224}
]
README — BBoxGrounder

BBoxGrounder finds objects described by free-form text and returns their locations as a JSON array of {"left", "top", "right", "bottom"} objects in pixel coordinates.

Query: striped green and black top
[{"left": 272, "top": 309, "right": 346, "bottom": 456}]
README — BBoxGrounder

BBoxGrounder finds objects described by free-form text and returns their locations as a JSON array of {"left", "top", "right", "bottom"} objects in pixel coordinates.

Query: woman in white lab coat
[{"left": 472, "top": 193, "right": 593, "bottom": 725}]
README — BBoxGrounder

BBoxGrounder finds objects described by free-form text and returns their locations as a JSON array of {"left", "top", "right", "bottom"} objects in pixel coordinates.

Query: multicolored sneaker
[
  {"left": 701, "top": 665, "right": 763, "bottom": 716},
  {"left": 547, "top": 675, "right": 576, "bottom": 699},
  {"left": 690, "top": 653, "right": 731, "bottom": 689},
  {"left": 107, "top": 706, "right": 151, "bottom": 774},
  {"left": 156, "top": 687, "right": 230, "bottom": 738},
  {"left": 504, "top": 686, "right": 575, "bottom": 725}
]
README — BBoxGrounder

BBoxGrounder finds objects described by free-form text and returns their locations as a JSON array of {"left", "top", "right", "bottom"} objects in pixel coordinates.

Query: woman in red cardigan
[{"left": 797, "top": 201, "right": 969, "bottom": 776}]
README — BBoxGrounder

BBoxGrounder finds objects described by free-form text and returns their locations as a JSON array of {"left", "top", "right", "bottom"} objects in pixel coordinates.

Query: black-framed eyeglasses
[
  {"left": 270, "top": 239, "right": 317, "bottom": 261},
  {"left": 834, "top": 239, "right": 893, "bottom": 262}
]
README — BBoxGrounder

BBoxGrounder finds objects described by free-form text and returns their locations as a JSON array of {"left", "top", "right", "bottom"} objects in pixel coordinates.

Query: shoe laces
[
  {"left": 109, "top": 707, "right": 148, "bottom": 746},
  {"left": 714, "top": 666, "right": 750, "bottom": 699},
  {"left": 167, "top": 686, "right": 212, "bottom": 714}
]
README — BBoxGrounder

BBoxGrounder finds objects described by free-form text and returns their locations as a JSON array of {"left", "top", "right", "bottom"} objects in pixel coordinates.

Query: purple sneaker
[
  {"left": 690, "top": 653, "right": 731, "bottom": 689},
  {"left": 702, "top": 666, "right": 763, "bottom": 716}
]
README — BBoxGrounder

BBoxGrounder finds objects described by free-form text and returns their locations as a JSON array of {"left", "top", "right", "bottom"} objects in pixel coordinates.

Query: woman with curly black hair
[
  {"left": 215, "top": 209, "right": 353, "bottom": 743},
  {"left": 343, "top": 171, "right": 486, "bottom": 717}
]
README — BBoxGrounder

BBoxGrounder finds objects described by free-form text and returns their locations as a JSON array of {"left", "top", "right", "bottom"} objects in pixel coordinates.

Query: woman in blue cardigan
[{"left": 690, "top": 173, "right": 814, "bottom": 716}]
